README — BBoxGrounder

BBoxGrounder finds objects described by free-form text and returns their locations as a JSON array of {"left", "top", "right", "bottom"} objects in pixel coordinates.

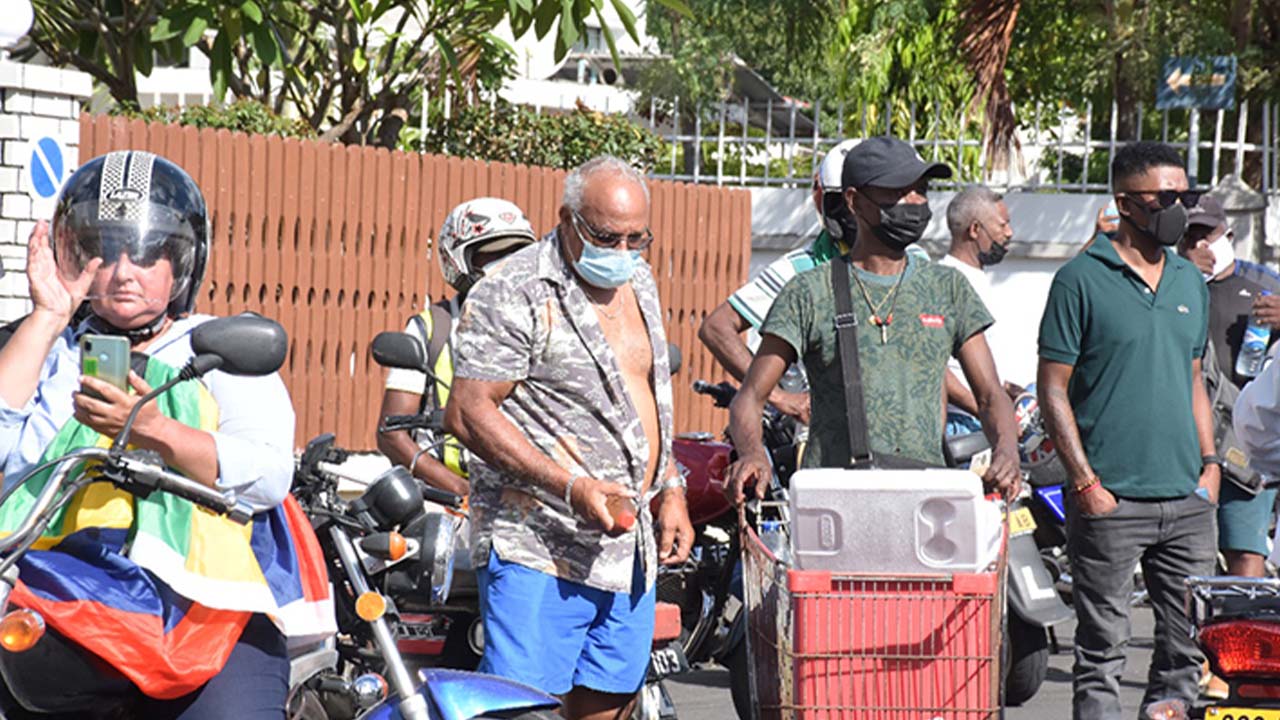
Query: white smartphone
[{"left": 79, "top": 334, "right": 130, "bottom": 400}]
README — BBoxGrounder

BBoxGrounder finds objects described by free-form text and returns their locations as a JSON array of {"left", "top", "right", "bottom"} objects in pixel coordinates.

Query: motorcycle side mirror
[
  {"left": 114, "top": 313, "right": 288, "bottom": 451},
  {"left": 372, "top": 331, "right": 429, "bottom": 373},
  {"left": 668, "top": 343, "right": 682, "bottom": 376},
  {"left": 190, "top": 313, "right": 289, "bottom": 376}
]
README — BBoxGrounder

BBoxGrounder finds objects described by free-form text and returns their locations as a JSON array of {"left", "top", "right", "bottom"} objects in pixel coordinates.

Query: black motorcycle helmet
[{"left": 51, "top": 151, "right": 210, "bottom": 332}]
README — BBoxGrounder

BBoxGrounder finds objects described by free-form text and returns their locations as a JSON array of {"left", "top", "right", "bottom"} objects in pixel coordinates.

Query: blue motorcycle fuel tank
[{"left": 360, "top": 668, "right": 559, "bottom": 720}]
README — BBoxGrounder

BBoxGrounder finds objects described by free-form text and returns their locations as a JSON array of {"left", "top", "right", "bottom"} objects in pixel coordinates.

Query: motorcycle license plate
[
  {"left": 1205, "top": 709, "right": 1280, "bottom": 720},
  {"left": 649, "top": 642, "right": 690, "bottom": 679},
  {"left": 1009, "top": 506, "right": 1037, "bottom": 536}
]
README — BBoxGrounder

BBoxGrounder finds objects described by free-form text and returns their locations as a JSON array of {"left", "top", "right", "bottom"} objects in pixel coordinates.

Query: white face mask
[{"left": 1203, "top": 234, "right": 1236, "bottom": 282}]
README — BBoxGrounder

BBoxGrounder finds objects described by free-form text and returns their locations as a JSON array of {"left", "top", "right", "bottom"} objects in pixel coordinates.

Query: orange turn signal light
[
  {"left": 0, "top": 609, "right": 45, "bottom": 653},
  {"left": 355, "top": 591, "right": 387, "bottom": 622},
  {"left": 387, "top": 532, "right": 407, "bottom": 562}
]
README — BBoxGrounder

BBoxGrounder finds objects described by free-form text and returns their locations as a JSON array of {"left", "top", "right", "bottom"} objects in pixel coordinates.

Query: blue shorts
[
  {"left": 1218, "top": 483, "right": 1278, "bottom": 556},
  {"left": 476, "top": 549, "right": 655, "bottom": 696}
]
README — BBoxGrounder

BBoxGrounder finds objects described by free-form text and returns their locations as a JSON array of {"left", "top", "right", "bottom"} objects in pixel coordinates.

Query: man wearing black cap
[
  {"left": 723, "top": 136, "right": 1021, "bottom": 502},
  {"left": 1180, "top": 197, "right": 1280, "bottom": 579}
]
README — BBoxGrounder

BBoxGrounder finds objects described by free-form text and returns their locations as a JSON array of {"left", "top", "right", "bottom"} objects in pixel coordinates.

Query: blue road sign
[
  {"left": 1157, "top": 56, "right": 1237, "bottom": 111},
  {"left": 27, "top": 137, "right": 65, "bottom": 199}
]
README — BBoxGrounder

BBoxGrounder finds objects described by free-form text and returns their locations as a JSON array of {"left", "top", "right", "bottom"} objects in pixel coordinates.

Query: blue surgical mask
[{"left": 574, "top": 241, "right": 641, "bottom": 288}]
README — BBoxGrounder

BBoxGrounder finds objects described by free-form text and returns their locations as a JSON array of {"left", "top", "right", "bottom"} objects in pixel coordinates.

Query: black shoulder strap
[{"left": 830, "top": 258, "right": 873, "bottom": 467}]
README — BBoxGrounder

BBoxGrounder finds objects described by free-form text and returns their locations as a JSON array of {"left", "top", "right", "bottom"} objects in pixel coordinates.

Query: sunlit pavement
[{"left": 665, "top": 607, "right": 1158, "bottom": 719}]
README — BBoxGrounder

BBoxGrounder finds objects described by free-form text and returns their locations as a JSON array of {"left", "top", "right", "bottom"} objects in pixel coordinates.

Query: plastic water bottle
[
  {"left": 759, "top": 520, "right": 791, "bottom": 564},
  {"left": 1236, "top": 291, "right": 1272, "bottom": 378}
]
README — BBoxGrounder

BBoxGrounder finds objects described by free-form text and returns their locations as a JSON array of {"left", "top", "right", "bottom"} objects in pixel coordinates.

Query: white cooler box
[{"left": 788, "top": 467, "right": 1003, "bottom": 574}]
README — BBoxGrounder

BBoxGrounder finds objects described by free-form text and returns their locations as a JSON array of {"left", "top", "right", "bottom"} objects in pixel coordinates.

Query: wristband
[
  {"left": 564, "top": 475, "right": 580, "bottom": 508},
  {"left": 1072, "top": 476, "right": 1100, "bottom": 495},
  {"left": 1201, "top": 454, "right": 1223, "bottom": 468}
]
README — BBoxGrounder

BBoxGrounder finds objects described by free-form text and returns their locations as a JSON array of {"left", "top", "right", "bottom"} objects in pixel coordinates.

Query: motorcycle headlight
[
  {"left": 398, "top": 511, "right": 458, "bottom": 605},
  {"left": 351, "top": 466, "right": 423, "bottom": 530}
]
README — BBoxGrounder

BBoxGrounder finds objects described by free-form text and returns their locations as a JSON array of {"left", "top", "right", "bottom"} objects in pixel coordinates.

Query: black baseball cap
[
  {"left": 1187, "top": 195, "right": 1226, "bottom": 228},
  {"left": 841, "top": 137, "right": 953, "bottom": 190}
]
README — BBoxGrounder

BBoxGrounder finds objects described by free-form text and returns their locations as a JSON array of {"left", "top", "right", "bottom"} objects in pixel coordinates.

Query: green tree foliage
[
  {"left": 26, "top": 0, "right": 691, "bottom": 148},
  {"left": 408, "top": 100, "right": 665, "bottom": 170},
  {"left": 110, "top": 98, "right": 316, "bottom": 138}
]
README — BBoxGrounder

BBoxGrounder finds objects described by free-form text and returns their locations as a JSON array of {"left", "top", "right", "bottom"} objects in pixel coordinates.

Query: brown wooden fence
[{"left": 80, "top": 115, "right": 751, "bottom": 449}]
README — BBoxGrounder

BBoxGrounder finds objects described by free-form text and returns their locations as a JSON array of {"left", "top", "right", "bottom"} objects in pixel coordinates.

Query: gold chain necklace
[{"left": 848, "top": 262, "right": 907, "bottom": 345}]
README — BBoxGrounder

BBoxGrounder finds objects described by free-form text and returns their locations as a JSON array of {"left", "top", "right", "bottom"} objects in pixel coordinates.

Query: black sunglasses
[
  {"left": 571, "top": 210, "right": 654, "bottom": 250},
  {"left": 1122, "top": 190, "right": 1202, "bottom": 211}
]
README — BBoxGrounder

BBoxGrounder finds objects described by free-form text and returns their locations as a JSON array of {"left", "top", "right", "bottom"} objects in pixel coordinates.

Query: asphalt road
[{"left": 665, "top": 607, "right": 1158, "bottom": 719}]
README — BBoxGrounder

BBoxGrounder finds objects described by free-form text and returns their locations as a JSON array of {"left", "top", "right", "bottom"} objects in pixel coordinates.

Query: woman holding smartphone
[{"left": 0, "top": 151, "right": 327, "bottom": 719}]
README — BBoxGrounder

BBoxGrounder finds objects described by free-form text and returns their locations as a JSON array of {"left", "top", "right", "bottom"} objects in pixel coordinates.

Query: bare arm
[
  {"left": 444, "top": 376, "right": 629, "bottom": 534},
  {"left": 956, "top": 333, "right": 1020, "bottom": 498},
  {"left": 945, "top": 369, "right": 979, "bottom": 416},
  {"left": 1190, "top": 357, "right": 1221, "bottom": 500},
  {"left": 1037, "top": 359, "right": 1094, "bottom": 484},
  {"left": 698, "top": 301, "right": 755, "bottom": 383},
  {"left": 377, "top": 388, "right": 469, "bottom": 496},
  {"left": 723, "top": 335, "right": 794, "bottom": 502},
  {"left": 699, "top": 301, "right": 810, "bottom": 423}
]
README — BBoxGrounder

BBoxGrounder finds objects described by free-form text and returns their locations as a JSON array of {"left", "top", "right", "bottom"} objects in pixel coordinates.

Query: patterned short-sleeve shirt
[
  {"left": 761, "top": 254, "right": 993, "bottom": 467},
  {"left": 451, "top": 233, "right": 678, "bottom": 594}
]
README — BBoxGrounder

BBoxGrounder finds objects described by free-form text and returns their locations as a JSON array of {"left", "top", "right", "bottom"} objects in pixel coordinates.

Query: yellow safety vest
[{"left": 416, "top": 306, "right": 467, "bottom": 479}]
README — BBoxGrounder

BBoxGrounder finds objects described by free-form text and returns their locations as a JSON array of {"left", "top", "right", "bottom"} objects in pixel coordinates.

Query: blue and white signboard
[
  {"left": 23, "top": 135, "right": 69, "bottom": 219},
  {"left": 1157, "top": 56, "right": 1237, "bottom": 111}
]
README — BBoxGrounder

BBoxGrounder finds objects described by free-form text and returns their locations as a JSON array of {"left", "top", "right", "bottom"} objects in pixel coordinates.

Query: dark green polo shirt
[
  {"left": 1038, "top": 234, "right": 1209, "bottom": 499},
  {"left": 762, "top": 253, "right": 992, "bottom": 467}
]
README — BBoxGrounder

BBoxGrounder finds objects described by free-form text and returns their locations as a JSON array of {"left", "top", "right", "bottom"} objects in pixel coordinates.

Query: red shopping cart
[{"left": 742, "top": 515, "right": 1005, "bottom": 719}]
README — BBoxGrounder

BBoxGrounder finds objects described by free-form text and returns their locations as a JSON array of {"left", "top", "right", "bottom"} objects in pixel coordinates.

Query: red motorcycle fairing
[{"left": 658, "top": 437, "right": 734, "bottom": 527}]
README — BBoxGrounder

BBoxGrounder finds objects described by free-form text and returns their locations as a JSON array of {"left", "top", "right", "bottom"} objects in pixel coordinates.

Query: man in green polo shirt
[
  {"left": 723, "top": 137, "right": 1021, "bottom": 501},
  {"left": 1037, "top": 141, "right": 1218, "bottom": 719}
]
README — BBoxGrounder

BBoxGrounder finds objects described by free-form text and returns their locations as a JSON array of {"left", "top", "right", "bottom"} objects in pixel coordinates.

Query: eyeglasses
[
  {"left": 571, "top": 210, "right": 654, "bottom": 250},
  {"left": 1122, "top": 190, "right": 1202, "bottom": 210}
]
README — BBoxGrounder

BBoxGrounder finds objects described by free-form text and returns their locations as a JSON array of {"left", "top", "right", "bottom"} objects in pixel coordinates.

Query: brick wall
[{"left": 0, "top": 60, "right": 92, "bottom": 322}]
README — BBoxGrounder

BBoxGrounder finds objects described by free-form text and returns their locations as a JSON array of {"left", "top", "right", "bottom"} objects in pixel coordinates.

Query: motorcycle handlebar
[
  {"left": 112, "top": 453, "right": 252, "bottom": 523},
  {"left": 692, "top": 380, "right": 737, "bottom": 408},
  {"left": 420, "top": 484, "right": 464, "bottom": 509}
]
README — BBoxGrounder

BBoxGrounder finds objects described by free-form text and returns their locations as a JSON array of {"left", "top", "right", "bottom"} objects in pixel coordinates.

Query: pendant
[{"left": 870, "top": 313, "right": 892, "bottom": 345}]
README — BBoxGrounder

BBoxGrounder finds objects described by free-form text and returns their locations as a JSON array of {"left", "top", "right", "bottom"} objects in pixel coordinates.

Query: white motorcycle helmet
[
  {"left": 818, "top": 139, "right": 861, "bottom": 243},
  {"left": 436, "top": 198, "right": 537, "bottom": 293}
]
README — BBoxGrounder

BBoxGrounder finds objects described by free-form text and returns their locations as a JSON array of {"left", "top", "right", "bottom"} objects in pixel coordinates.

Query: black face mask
[
  {"left": 975, "top": 225, "right": 1009, "bottom": 267},
  {"left": 864, "top": 198, "right": 932, "bottom": 251},
  {"left": 1122, "top": 198, "right": 1188, "bottom": 247}
]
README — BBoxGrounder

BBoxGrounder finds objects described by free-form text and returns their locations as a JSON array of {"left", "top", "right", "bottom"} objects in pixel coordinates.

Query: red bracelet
[{"left": 1073, "top": 476, "right": 1101, "bottom": 495}]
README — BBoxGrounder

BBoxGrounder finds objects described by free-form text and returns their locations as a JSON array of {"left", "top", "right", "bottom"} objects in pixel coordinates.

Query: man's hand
[
  {"left": 984, "top": 448, "right": 1022, "bottom": 502},
  {"left": 1253, "top": 293, "right": 1280, "bottom": 329},
  {"left": 723, "top": 452, "right": 771, "bottom": 504},
  {"left": 1095, "top": 205, "right": 1118, "bottom": 236},
  {"left": 1198, "top": 462, "right": 1222, "bottom": 504},
  {"left": 569, "top": 476, "right": 635, "bottom": 537},
  {"left": 1073, "top": 476, "right": 1119, "bottom": 517},
  {"left": 74, "top": 371, "right": 163, "bottom": 441},
  {"left": 768, "top": 390, "right": 810, "bottom": 424},
  {"left": 655, "top": 489, "right": 694, "bottom": 566}
]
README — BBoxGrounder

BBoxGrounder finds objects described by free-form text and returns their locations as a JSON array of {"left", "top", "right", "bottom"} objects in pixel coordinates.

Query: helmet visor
[{"left": 54, "top": 200, "right": 198, "bottom": 302}]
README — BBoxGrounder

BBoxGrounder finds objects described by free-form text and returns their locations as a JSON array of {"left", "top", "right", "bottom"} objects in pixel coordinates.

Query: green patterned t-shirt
[{"left": 760, "top": 253, "right": 993, "bottom": 467}]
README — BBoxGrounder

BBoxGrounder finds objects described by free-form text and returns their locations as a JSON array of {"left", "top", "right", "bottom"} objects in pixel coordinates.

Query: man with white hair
[
  {"left": 941, "top": 185, "right": 1016, "bottom": 431},
  {"left": 445, "top": 156, "right": 694, "bottom": 720}
]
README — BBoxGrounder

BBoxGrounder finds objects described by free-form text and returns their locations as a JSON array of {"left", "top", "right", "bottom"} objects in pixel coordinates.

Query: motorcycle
[
  {"left": 0, "top": 315, "right": 347, "bottom": 718},
  {"left": 1179, "top": 575, "right": 1280, "bottom": 719},
  {"left": 659, "top": 379, "right": 800, "bottom": 720}
]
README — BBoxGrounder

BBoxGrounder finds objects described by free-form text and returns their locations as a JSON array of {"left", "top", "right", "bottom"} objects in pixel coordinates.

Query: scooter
[{"left": 942, "top": 405, "right": 1075, "bottom": 707}]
